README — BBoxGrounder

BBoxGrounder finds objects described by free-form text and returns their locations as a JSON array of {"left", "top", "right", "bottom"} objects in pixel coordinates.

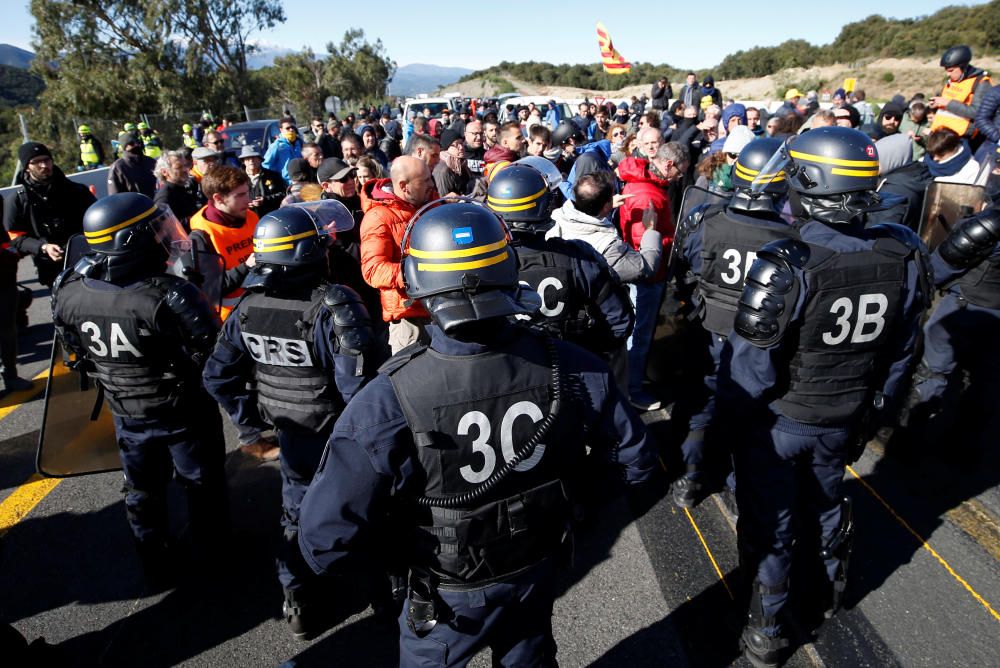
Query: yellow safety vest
[
  {"left": 931, "top": 73, "right": 991, "bottom": 137},
  {"left": 183, "top": 134, "right": 198, "bottom": 149},
  {"left": 80, "top": 138, "right": 99, "bottom": 166}
]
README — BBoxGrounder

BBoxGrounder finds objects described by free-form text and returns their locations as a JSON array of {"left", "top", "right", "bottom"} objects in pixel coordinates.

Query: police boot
[
  {"left": 283, "top": 586, "right": 343, "bottom": 641},
  {"left": 671, "top": 472, "right": 703, "bottom": 509},
  {"left": 740, "top": 625, "right": 788, "bottom": 668},
  {"left": 134, "top": 537, "right": 176, "bottom": 592},
  {"left": 740, "top": 579, "right": 789, "bottom": 668},
  {"left": 283, "top": 588, "right": 315, "bottom": 641}
]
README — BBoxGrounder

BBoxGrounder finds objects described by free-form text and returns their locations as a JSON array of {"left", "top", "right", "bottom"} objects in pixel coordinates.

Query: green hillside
[{"left": 459, "top": 2, "right": 1000, "bottom": 87}]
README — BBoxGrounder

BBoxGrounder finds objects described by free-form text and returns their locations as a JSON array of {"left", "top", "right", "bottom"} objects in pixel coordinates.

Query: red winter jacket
[{"left": 617, "top": 156, "right": 674, "bottom": 282}]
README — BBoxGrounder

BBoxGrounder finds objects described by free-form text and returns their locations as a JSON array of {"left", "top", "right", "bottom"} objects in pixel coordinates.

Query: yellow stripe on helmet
[
  {"left": 830, "top": 167, "right": 879, "bottom": 177},
  {"left": 487, "top": 187, "right": 546, "bottom": 206},
  {"left": 254, "top": 242, "right": 295, "bottom": 252},
  {"left": 84, "top": 205, "right": 158, "bottom": 238},
  {"left": 409, "top": 238, "right": 507, "bottom": 260},
  {"left": 416, "top": 251, "right": 509, "bottom": 272},
  {"left": 789, "top": 150, "right": 878, "bottom": 168},
  {"left": 254, "top": 229, "right": 317, "bottom": 246}
]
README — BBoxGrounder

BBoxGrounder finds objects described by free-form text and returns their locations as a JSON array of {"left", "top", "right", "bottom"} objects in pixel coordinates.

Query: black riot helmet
[
  {"left": 730, "top": 137, "right": 788, "bottom": 214},
  {"left": 401, "top": 200, "right": 541, "bottom": 332},
  {"left": 81, "top": 192, "right": 190, "bottom": 282},
  {"left": 487, "top": 164, "right": 552, "bottom": 228},
  {"left": 751, "top": 126, "right": 885, "bottom": 224},
  {"left": 940, "top": 45, "right": 972, "bottom": 69},
  {"left": 245, "top": 200, "right": 354, "bottom": 291},
  {"left": 552, "top": 120, "right": 584, "bottom": 147}
]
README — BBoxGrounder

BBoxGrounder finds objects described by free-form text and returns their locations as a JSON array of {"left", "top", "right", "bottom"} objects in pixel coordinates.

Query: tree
[
  {"left": 179, "top": 0, "right": 285, "bottom": 109},
  {"left": 325, "top": 30, "right": 396, "bottom": 105},
  {"left": 259, "top": 49, "right": 330, "bottom": 119}
]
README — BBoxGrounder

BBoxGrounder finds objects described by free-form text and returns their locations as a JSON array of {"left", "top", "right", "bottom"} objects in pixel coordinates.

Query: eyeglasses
[
  {"left": 726, "top": 152, "right": 739, "bottom": 159},
  {"left": 210, "top": 140, "right": 224, "bottom": 146},
  {"left": 466, "top": 131, "right": 483, "bottom": 137},
  {"left": 883, "top": 114, "right": 902, "bottom": 121},
  {"left": 612, "top": 130, "right": 625, "bottom": 136}
]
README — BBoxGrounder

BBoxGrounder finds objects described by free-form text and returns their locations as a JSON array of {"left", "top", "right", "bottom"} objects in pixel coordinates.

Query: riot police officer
[
  {"left": 51, "top": 193, "right": 228, "bottom": 585},
  {"left": 904, "top": 206, "right": 1000, "bottom": 443},
  {"left": 671, "top": 137, "right": 798, "bottom": 508},
  {"left": 202, "top": 201, "right": 379, "bottom": 640},
  {"left": 487, "top": 163, "right": 634, "bottom": 358},
  {"left": 296, "top": 201, "right": 657, "bottom": 667},
  {"left": 721, "top": 127, "right": 930, "bottom": 666}
]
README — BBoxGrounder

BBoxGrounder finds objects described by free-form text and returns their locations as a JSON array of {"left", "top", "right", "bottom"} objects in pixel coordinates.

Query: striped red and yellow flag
[{"left": 596, "top": 22, "right": 631, "bottom": 75}]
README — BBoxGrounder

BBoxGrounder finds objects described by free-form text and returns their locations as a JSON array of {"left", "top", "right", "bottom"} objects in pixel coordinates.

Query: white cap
[{"left": 722, "top": 126, "right": 755, "bottom": 155}]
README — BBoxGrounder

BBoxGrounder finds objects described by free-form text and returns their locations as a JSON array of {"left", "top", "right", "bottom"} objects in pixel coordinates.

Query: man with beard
[
  {"left": 4, "top": 142, "right": 95, "bottom": 287},
  {"left": 433, "top": 129, "right": 474, "bottom": 196}
]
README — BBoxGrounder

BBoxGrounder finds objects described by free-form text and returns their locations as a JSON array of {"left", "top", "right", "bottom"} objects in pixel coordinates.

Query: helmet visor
[
  {"left": 151, "top": 205, "right": 192, "bottom": 259},
  {"left": 514, "top": 156, "right": 563, "bottom": 191},
  {"left": 750, "top": 140, "right": 792, "bottom": 195},
  {"left": 285, "top": 200, "right": 355, "bottom": 237}
]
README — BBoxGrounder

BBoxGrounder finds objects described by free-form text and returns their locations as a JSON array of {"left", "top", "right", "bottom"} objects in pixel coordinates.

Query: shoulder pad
[
  {"left": 868, "top": 222, "right": 923, "bottom": 257},
  {"left": 322, "top": 283, "right": 374, "bottom": 355},
  {"left": 733, "top": 240, "right": 805, "bottom": 347},
  {"left": 378, "top": 342, "right": 428, "bottom": 376},
  {"left": 758, "top": 237, "right": 810, "bottom": 268},
  {"left": 152, "top": 275, "right": 221, "bottom": 347},
  {"left": 938, "top": 209, "right": 1000, "bottom": 270}
]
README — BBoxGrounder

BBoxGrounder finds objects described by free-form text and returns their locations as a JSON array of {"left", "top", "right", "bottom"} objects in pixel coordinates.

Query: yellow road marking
[
  {"left": 946, "top": 500, "right": 1000, "bottom": 563},
  {"left": 683, "top": 506, "right": 734, "bottom": 601},
  {"left": 0, "top": 474, "right": 61, "bottom": 537},
  {"left": 658, "top": 456, "right": 734, "bottom": 600},
  {"left": 847, "top": 465, "right": 1000, "bottom": 624},
  {"left": 0, "top": 368, "right": 49, "bottom": 421}
]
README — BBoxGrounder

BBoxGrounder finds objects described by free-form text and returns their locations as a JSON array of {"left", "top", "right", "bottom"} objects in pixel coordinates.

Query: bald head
[
  {"left": 391, "top": 156, "right": 434, "bottom": 207},
  {"left": 638, "top": 127, "right": 663, "bottom": 159}
]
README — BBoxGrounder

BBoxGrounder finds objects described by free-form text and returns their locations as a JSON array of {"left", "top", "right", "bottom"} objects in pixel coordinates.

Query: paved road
[{"left": 1, "top": 262, "right": 998, "bottom": 667}]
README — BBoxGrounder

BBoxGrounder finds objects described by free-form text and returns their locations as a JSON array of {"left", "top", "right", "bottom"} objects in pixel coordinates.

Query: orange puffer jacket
[{"left": 359, "top": 178, "right": 429, "bottom": 322}]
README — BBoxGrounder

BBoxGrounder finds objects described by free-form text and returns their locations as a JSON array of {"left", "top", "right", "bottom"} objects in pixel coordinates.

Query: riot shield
[
  {"left": 679, "top": 185, "right": 730, "bottom": 221},
  {"left": 918, "top": 182, "right": 985, "bottom": 252},
  {"left": 36, "top": 240, "right": 223, "bottom": 477},
  {"left": 670, "top": 186, "right": 731, "bottom": 273},
  {"left": 170, "top": 248, "right": 225, "bottom": 312},
  {"left": 37, "top": 234, "right": 119, "bottom": 477}
]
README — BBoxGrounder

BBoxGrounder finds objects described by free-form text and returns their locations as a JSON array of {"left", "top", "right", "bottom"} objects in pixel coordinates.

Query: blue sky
[{"left": 0, "top": 1, "right": 985, "bottom": 70}]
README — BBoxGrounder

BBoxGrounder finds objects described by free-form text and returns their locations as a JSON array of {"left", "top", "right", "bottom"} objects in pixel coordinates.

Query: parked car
[{"left": 219, "top": 120, "right": 282, "bottom": 159}]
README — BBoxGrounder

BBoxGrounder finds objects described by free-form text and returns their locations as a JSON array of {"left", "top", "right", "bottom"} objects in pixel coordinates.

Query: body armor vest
[
  {"left": 56, "top": 275, "right": 188, "bottom": 419},
  {"left": 774, "top": 235, "right": 909, "bottom": 424},
  {"left": 386, "top": 330, "right": 577, "bottom": 587},
  {"left": 698, "top": 207, "right": 798, "bottom": 336},
  {"left": 955, "top": 253, "right": 1000, "bottom": 308},
  {"left": 237, "top": 287, "right": 343, "bottom": 435},
  {"left": 513, "top": 233, "right": 590, "bottom": 340}
]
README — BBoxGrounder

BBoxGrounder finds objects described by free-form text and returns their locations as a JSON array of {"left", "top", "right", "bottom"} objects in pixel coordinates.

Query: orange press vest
[
  {"left": 189, "top": 206, "right": 259, "bottom": 320},
  {"left": 931, "top": 73, "right": 991, "bottom": 137}
]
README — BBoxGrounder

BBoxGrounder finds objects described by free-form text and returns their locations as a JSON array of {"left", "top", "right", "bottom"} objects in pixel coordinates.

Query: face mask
[{"left": 282, "top": 129, "right": 297, "bottom": 142}]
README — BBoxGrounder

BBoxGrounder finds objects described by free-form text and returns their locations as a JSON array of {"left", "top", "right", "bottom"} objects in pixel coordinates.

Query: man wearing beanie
[
  {"left": 433, "top": 128, "right": 473, "bottom": 196},
  {"left": 3, "top": 141, "right": 95, "bottom": 287},
  {"left": 108, "top": 133, "right": 157, "bottom": 197}
]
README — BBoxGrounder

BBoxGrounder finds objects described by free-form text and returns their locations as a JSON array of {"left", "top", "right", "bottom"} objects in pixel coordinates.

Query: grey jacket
[{"left": 545, "top": 199, "right": 661, "bottom": 283}]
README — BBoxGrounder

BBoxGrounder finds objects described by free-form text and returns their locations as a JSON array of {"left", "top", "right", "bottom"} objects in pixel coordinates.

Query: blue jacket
[
  {"left": 560, "top": 140, "right": 613, "bottom": 201},
  {"left": 297, "top": 322, "right": 657, "bottom": 576},
  {"left": 262, "top": 135, "right": 304, "bottom": 185},
  {"left": 974, "top": 85, "right": 1000, "bottom": 145},
  {"left": 720, "top": 220, "right": 927, "bottom": 432}
]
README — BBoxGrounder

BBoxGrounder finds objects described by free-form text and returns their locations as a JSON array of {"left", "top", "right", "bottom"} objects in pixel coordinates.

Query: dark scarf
[
  {"left": 925, "top": 142, "right": 972, "bottom": 178},
  {"left": 202, "top": 201, "right": 246, "bottom": 228}
]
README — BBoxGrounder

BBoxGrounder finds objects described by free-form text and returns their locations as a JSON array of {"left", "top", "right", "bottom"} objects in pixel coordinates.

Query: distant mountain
[
  {"left": 246, "top": 42, "right": 296, "bottom": 70},
  {"left": 388, "top": 64, "right": 474, "bottom": 97},
  {"left": 0, "top": 44, "right": 35, "bottom": 69}
]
